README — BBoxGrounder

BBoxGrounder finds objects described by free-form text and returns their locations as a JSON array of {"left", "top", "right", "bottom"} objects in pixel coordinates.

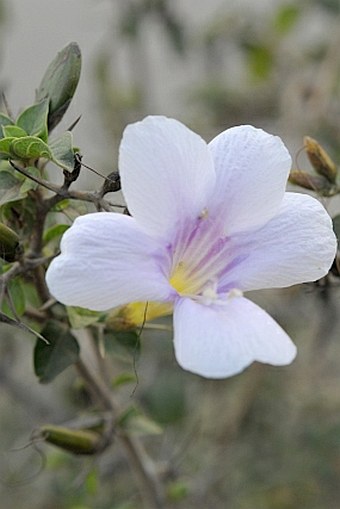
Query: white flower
[{"left": 46, "top": 116, "right": 337, "bottom": 378}]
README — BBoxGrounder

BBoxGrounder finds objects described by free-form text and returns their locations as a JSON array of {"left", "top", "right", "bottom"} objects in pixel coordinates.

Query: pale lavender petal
[
  {"left": 208, "top": 125, "right": 292, "bottom": 234},
  {"left": 173, "top": 296, "right": 296, "bottom": 379},
  {"left": 219, "top": 192, "right": 336, "bottom": 293},
  {"left": 119, "top": 116, "right": 216, "bottom": 240},
  {"left": 46, "top": 213, "right": 173, "bottom": 311}
]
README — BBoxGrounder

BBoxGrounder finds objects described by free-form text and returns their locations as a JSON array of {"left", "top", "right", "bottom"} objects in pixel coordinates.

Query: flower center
[
  {"left": 169, "top": 261, "right": 199, "bottom": 295},
  {"left": 168, "top": 212, "right": 233, "bottom": 300}
]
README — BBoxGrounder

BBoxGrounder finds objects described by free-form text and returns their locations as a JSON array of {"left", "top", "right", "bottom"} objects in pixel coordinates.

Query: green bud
[
  {"left": 0, "top": 223, "right": 20, "bottom": 262},
  {"left": 304, "top": 136, "right": 337, "bottom": 184},
  {"left": 39, "top": 425, "right": 106, "bottom": 455},
  {"left": 36, "top": 42, "right": 81, "bottom": 131}
]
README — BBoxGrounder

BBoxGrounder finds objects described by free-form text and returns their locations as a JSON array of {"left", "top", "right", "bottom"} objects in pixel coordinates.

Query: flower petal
[
  {"left": 119, "top": 116, "right": 216, "bottom": 240},
  {"left": 173, "top": 296, "right": 296, "bottom": 379},
  {"left": 208, "top": 125, "right": 292, "bottom": 234},
  {"left": 218, "top": 192, "right": 337, "bottom": 293},
  {"left": 46, "top": 213, "right": 173, "bottom": 311}
]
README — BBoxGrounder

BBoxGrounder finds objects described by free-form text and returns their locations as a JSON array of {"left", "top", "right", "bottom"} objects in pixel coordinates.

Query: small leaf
[
  {"left": 36, "top": 42, "right": 81, "bottom": 130},
  {"left": 19, "top": 166, "right": 41, "bottom": 193},
  {"left": 34, "top": 320, "right": 80, "bottom": 383},
  {"left": 43, "top": 223, "right": 70, "bottom": 244},
  {"left": 2, "top": 277, "right": 26, "bottom": 317},
  {"left": 85, "top": 469, "right": 99, "bottom": 496},
  {"left": 0, "top": 223, "right": 20, "bottom": 262},
  {"left": 10, "top": 136, "right": 52, "bottom": 160},
  {"left": 0, "top": 310, "right": 45, "bottom": 339},
  {"left": 21, "top": 281, "right": 41, "bottom": 310},
  {"left": 118, "top": 406, "right": 163, "bottom": 436},
  {"left": 67, "top": 306, "right": 104, "bottom": 329},
  {"left": 0, "top": 170, "right": 27, "bottom": 205},
  {"left": 50, "top": 131, "right": 75, "bottom": 171},
  {"left": 0, "top": 113, "right": 14, "bottom": 125},
  {"left": 163, "top": 14, "right": 186, "bottom": 55},
  {"left": 167, "top": 481, "right": 188, "bottom": 502},
  {"left": 273, "top": 5, "right": 300, "bottom": 34},
  {"left": 16, "top": 99, "right": 49, "bottom": 141},
  {"left": 332, "top": 215, "right": 340, "bottom": 244},
  {"left": 112, "top": 372, "right": 136, "bottom": 388},
  {"left": 0, "top": 114, "right": 14, "bottom": 139},
  {"left": 51, "top": 198, "right": 70, "bottom": 212},
  {"left": 105, "top": 330, "right": 140, "bottom": 362},
  {"left": 0, "top": 137, "right": 15, "bottom": 156},
  {"left": 143, "top": 371, "right": 186, "bottom": 424},
  {"left": 127, "top": 414, "right": 163, "bottom": 436},
  {"left": 246, "top": 44, "right": 273, "bottom": 80},
  {"left": 318, "top": 0, "right": 340, "bottom": 14},
  {"left": 2, "top": 125, "right": 27, "bottom": 138}
]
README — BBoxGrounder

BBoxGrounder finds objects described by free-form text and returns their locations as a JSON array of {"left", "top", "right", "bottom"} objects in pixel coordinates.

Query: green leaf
[
  {"left": 2, "top": 125, "right": 27, "bottom": 138},
  {"left": 118, "top": 406, "right": 163, "bottom": 436},
  {"left": 143, "top": 372, "right": 186, "bottom": 424},
  {"left": 105, "top": 330, "right": 140, "bottom": 362},
  {"left": 21, "top": 281, "right": 41, "bottom": 310},
  {"left": 112, "top": 372, "right": 136, "bottom": 388},
  {"left": 2, "top": 277, "right": 26, "bottom": 317},
  {"left": 85, "top": 468, "right": 99, "bottom": 496},
  {"left": 167, "top": 481, "right": 188, "bottom": 502},
  {"left": 19, "top": 166, "right": 41, "bottom": 194},
  {"left": 127, "top": 414, "right": 163, "bottom": 436},
  {"left": 247, "top": 44, "right": 273, "bottom": 80},
  {"left": 0, "top": 114, "right": 14, "bottom": 139},
  {"left": 0, "top": 222, "right": 20, "bottom": 262},
  {"left": 16, "top": 99, "right": 49, "bottom": 142},
  {"left": 66, "top": 306, "right": 104, "bottom": 329},
  {"left": 0, "top": 170, "right": 27, "bottom": 205},
  {"left": 10, "top": 136, "right": 52, "bottom": 160},
  {"left": 273, "top": 5, "right": 300, "bottom": 34},
  {"left": 34, "top": 320, "right": 80, "bottom": 383},
  {"left": 332, "top": 215, "right": 340, "bottom": 244},
  {"left": 318, "top": 0, "right": 340, "bottom": 14},
  {"left": 0, "top": 310, "right": 45, "bottom": 339},
  {"left": 36, "top": 42, "right": 81, "bottom": 130},
  {"left": 0, "top": 137, "right": 14, "bottom": 156},
  {"left": 50, "top": 131, "right": 75, "bottom": 171},
  {"left": 51, "top": 198, "right": 70, "bottom": 212},
  {"left": 43, "top": 223, "right": 70, "bottom": 244}
]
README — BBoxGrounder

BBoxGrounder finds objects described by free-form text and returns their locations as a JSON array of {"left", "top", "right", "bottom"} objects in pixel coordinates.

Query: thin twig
[
  {"left": 75, "top": 358, "right": 165, "bottom": 509},
  {"left": 0, "top": 262, "right": 21, "bottom": 305},
  {"left": 9, "top": 161, "right": 61, "bottom": 194},
  {"left": 10, "top": 160, "right": 123, "bottom": 212}
]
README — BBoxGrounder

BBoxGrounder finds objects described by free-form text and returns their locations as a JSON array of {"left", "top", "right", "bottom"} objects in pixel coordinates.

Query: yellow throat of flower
[{"left": 170, "top": 261, "right": 199, "bottom": 296}]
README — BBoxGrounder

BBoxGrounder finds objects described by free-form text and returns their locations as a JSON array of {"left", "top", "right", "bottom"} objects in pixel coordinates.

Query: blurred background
[{"left": 1, "top": 1, "right": 340, "bottom": 508}]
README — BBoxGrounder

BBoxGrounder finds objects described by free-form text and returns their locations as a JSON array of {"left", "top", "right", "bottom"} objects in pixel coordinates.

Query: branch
[
  {"left": 10, "top": 160, "right": 123, "bottom": 212},
  {"left": 75, "top": 358, "right": 165, "bottom": 509}
]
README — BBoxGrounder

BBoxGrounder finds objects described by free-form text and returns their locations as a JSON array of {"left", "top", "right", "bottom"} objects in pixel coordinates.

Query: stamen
[
  {"left": 227, "top": 288, "right": 243, "bottom": 300},
  {"left": 199, "top": 207, "right": 209, "bottom": 219}
]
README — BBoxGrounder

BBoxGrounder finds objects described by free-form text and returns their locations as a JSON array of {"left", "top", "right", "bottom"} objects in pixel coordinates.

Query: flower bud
[
  {"left": 304, "top": 136, "right": 337, "bottom": 184},
  {"left": 107, "top": 301, "right": 173, "bottom": 330},
  {"left": 39, "top": 424, "right": 107, "bottom": 455},
  {"left": 0, "top": 223, "right": 21, "bottom": 262},
  {"left": 289, "top": 170, "right": 331, "bottom": 194},
  {"left": 99, "top": 171, "right": 121, "bottom": 197}
]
